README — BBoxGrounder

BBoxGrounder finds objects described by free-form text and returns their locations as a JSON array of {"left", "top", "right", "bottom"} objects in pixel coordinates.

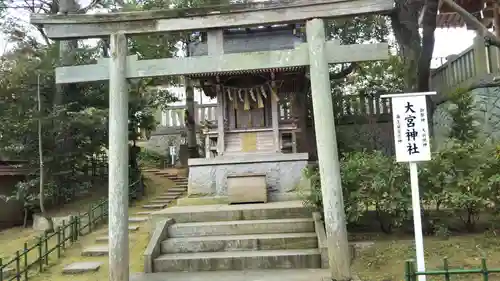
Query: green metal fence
[
  {"left": 0, "top": 173, "right": 143, "bottom": 281},
  {"left": 405, "top": 258, "right": 500, "bottom": 281}
]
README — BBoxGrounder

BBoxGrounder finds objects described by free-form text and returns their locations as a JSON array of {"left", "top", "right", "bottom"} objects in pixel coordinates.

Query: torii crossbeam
[{"left": 30, "top": 1, "right": 394, "bottom": 280}]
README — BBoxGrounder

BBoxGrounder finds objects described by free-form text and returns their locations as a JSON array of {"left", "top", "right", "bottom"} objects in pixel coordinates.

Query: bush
[
  {"left": 137, "top": 149, "right": 166, "bottom": 168},
  {"left": 302, "top": 150, "right": 411, "bottom": 234},
  {"left": 302, "top": 143, "right": 500, "bottom": 234}
]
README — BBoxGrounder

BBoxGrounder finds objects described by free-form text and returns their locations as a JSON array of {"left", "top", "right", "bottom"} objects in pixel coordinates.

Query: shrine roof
[{"left": 437, "top": 0, "right": 492, "bottom": 29}]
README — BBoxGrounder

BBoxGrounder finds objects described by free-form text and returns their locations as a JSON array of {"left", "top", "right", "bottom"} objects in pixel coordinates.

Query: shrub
[
  {"left": 137, "top": 149, "right": 166, "bottom": 168},
  {"left": 439, "top": 140, "right": 498, "bottom": 231},
  {"left": 302, "top": 150, "right": 411, "bottom": 233}
]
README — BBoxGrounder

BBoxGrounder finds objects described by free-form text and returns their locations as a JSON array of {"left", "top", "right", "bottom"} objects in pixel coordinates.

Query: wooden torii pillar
[{"left": 30, "top": 0, "right": 393, "bottom": 280}]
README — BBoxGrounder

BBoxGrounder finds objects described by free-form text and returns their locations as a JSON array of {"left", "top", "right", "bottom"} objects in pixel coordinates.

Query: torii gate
[{"left": 30, "top": 0, "right": 393, "bottom": 280}]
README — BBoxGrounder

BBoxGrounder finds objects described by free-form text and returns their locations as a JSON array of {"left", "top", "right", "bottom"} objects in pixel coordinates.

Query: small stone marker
[
  {"left": 81, "top": 245, "right": 109, "bottom": 256},
  {"left": 2, "top": 267, "right": 14, "bottom": 277},
  {"left": 62, "top": 262, "right": 102, "bottom": 274},
  {"left": 128, "top": 225, "right": 140, "bottom": 231},
  {"left": 128, "top": 216, "right": 148, "bottom": 223}
]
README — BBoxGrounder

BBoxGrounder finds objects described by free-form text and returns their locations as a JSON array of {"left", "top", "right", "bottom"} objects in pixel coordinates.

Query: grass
[
  {"left": 0, "top": 182, "right": 108, "bottom": 262},
  {"left": 352, "top": 231, "right": 500, "bottom": 281},
  {"left": 1, "top": 171, "right": 176, "bottom": 281}
]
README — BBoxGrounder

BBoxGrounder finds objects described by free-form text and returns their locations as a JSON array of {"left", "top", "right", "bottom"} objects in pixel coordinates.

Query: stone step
[
  {"left": 155, "top": 201, "right": 311, "bottom": 223},
  {"left": 95, "top": 235, "right": 109, "bottom": 243},
  {"left": 156, "top": 194, "right": 181, "bottom": 199},
  {"left": 135, "top": 211, "right": 153, "bottom": 216},
  {"left": 81, "top": 245, "right": 109, "bottom": 256},
  {"left": 153, "top": 249, "right": 321, "bottom": 272},
  {"left": 167, "top": 187, "right": 187, "bottom": 192},
  {"left": 143, "top": 203, "right": 168, "bottom": 209},
  {"left": 62, "top": 262, "right": 102, "bottom": 274},
  {"left": 168, "top": 218, "right": 314, "bottom": 238},
  {"left": 129, "top": 216, "right": 148, "bottom": 223},
  {"left": 149, "top": 200, "right": 173, "bottom": 205},
  {"left": 144, "top": 169, "right": 161, "bottom": 173},
  {"left": 156, "top": 194, "right": 182, "bottom": 200},
  {"left": 161, "top": 232, "right": 318, "bottom": 253}
]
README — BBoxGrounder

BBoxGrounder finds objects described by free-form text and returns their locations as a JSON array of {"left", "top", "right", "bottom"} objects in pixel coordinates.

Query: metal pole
[
  {"left": 409, "top": 162, "right": 426, "bottom": 281},
  {"left": 108, "top": 32, "right": 129, "bottom": 281}
]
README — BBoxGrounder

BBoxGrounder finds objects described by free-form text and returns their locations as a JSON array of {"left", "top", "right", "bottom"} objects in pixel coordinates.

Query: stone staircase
[
  {"left": 62, "top": 169, "right": 188, "bottom": 274},
  {"left": 150, "top": 201, "right": 322, "bottom": 272}
]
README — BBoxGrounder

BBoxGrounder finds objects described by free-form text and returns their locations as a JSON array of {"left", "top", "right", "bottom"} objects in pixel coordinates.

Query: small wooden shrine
[
  {"left": 188, "top": 25, "right": 309, "bottom": 158},
  {"left": 186, "top": 25, "right": 312, "bottom": 203}
]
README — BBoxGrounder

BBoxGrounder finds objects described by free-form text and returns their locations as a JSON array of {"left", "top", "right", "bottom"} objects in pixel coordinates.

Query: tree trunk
[
  {"left": 391, "top": 0, "right": 438, "bottom": 135},
  {"left": 37, "top": 74, "right": 54, "bottom": 233}
]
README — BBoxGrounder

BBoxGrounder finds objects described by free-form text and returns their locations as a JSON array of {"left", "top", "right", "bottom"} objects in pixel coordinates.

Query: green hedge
[{"left": 303, "top": 141, "right": 500, "bottom": 234}]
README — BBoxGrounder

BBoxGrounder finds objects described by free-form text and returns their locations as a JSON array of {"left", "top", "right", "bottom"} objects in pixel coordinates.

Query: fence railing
[
  {"left": 0, "top": 171, "right": 143, "bottom": 281},
  {"left": 430, "top": 35, "right": 500, "bottom": 99},
  {"left": 405, "top": 258, "right": 500, "bottom": 281}
]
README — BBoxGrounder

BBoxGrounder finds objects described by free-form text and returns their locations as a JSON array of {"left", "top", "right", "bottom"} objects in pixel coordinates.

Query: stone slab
[
  {"left": 81, "top": 245, "right": 109, "bottom": 256},
  {"left": 135, "top": 211, "right": 154, "bottom": 215},
  {"left": 129, "top": 225, "right": 141, "bottom": 231},
  {"left": 129, "top": 216, "right": 149, "bottom": 223},
  {"left": 2, "top": 267, "right": 14, "bottom": 278},
  {"left": 152, "top": 200, "right": 310, "bottom": 223},
  {"left": 149, "top": 200, "right": 173, "bottom": 205},
  {"left": 131, "top": 269, "right": 332, "bottom": 281},
  {"left": 62, "top": 262, "right": 102, "bottom": 274},
  {"left": 168, "top": 218, "right": 314, "bottom": 238},
  {"left": 95, "top": 236, "right": 108, "bottom": 243},
  {"left": 143, "top": 204, "right": 168, "bottom": 209},
  {"left": 153, "top": 249, "right": 321, "bottom": 272},
  {"left": 161, "top": 232, "right": 318, "bottom": 253}
]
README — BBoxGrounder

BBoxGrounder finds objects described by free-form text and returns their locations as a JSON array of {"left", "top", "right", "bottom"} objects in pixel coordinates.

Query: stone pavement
[{"left": 131, "top": 269, "right": 333, "bottom": 281}]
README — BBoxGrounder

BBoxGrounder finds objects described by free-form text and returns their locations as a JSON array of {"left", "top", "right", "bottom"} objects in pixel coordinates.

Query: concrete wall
[
  {"left": 432, "top": 86, "right": 500, "bottom": 150},
  {"left": 0, "top": 175, "right": 25, "bottom": 230}
]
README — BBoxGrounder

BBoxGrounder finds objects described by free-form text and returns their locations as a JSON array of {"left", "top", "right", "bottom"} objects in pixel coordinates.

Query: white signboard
[
  {"left": 391, "top": 94, "right": 431, "bottom": 162},
  {"left": 382, "top": 91, "right": 436, "bottom": 281},
  {"left": 169, "top": 146, "right": 177, "bottom": 156}
]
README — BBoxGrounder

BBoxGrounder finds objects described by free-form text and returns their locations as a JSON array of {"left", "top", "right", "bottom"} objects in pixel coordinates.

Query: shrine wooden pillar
[
  {"left": 108, "top": 32, "right": 129, "bottom": 281},
  {"left": 306, "top": 18, "right": 351, "bottom": 280}
]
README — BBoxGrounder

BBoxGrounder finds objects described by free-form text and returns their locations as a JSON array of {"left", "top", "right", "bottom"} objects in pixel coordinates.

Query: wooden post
[
  {"left": 271, "top": 94, "right": 280, "bottom": 152},
  {"left": 306, "top": 18, "right": 351, "bottom": 281},
  {"left": 185, "top": 77, "right": 198, "bottom": 158},
  {"left": 108, "top": 32, "right": 129, "bottom": 281},
  {"left": 208, "top": 29, "right": 225, "bottom": 155}
]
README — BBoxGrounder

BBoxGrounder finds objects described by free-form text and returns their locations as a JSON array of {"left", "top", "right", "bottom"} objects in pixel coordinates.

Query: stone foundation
[{"left": 187, "top": 153, "right": 310, "bottom": 202}]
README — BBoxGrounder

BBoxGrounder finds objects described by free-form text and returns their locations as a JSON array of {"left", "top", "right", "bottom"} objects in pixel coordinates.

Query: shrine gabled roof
[
  {"left": 436, "top": 0, "right": 492, "bottom": 29},
  {"left": 187, "top": 66, "right": 306, "bottom": 78}
]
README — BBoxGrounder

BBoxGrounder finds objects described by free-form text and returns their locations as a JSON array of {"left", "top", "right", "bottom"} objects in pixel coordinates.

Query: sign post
[
  {"left": 169, "top": 146, "right": 177, "bottom": 166},
  {"left": 381, "top": 91, "right": 436, "bottom": 281}
]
